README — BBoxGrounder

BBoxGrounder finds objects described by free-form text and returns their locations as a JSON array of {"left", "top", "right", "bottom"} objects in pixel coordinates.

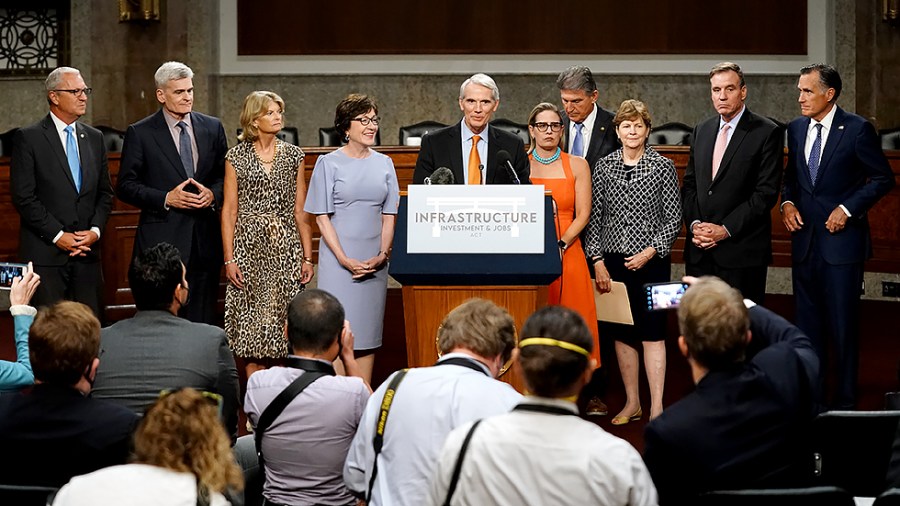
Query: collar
[
  {"left": 437, "top": 352, "right": 491, "bottom": 376},
  {"left": 718, "top": 105, "right": 746, "bottom": 131},
  {"left": 515, "top": 396, "right": 579, "bottom": 415},
  {"left": 49, "top": 111, "right": 76, "bottom": 133},
  {"left": 809, "top": 103, "right": 837, "bottom": 133},
  {"left": 32, "top": 382, "right": 88, "bottom": 398},
  {"left": 162, "top": 108, "right": 192, "bottom": 129},
  {"left": 461, "top": 119, "right": 489, "bottom": 142},
  {"left": 286, "top": 356, "right": 337, "bottom": 375}
]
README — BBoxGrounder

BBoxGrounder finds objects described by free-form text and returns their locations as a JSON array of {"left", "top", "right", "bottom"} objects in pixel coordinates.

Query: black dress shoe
[{"left": 585, "top": 397, "right": 609, "bottom": 416}]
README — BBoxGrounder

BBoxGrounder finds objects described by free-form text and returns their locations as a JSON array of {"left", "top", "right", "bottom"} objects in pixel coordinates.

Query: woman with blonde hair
[
  {"left": 222, "top": 91, "right": 314, "bottom": 377},
  {"left": 53, "top": 388, "right": 243, "bottom": 505}
]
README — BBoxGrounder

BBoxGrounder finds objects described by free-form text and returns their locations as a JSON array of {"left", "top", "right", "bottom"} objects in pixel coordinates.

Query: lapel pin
[
  {"left": 600, "top": 127, "right": 606, "bottom": 131},
  {"left": 838, "top": 125, "right": 844, "bottom": 130}
]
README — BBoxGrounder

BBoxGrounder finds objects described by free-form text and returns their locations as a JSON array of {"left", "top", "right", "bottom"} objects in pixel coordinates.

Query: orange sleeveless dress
[{"left": 530, "top": 152, "right": 601, "bottom": 365}]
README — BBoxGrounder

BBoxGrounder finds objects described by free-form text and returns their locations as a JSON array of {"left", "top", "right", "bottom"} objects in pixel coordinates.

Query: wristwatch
[{"left": 557, "top": 239, "right": 567, "bottom": 251}]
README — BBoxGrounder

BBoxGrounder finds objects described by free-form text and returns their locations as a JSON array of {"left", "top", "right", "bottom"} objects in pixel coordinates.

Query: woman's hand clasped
[
  {"left": 343, "top": 257, "right": 377, "bottom": 280},
  {"left": 624, "top": 247, "right": 657, "bottom": 272},
  {"left": 225, "top": 262, "right": 245, "bottom": 289}
]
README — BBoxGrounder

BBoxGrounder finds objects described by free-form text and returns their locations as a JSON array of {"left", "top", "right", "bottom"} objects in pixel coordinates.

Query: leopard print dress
[{"left": 224, "top": 140, "right": 305, "bottom": 358}]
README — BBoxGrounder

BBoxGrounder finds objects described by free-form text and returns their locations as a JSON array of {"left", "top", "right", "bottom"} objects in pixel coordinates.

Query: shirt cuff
[
  {"left": 52, "top": 230, "right": 64, "bottom": 244},
  {"left": 839, "top": 204, "right": 852, "bottom": 218},
  {"left": 780, "top": 200, "right": 794, "bottom": 212},
  {"left": 690, "top": 220, "right": 701, "bottom": 231},
  {"left": 91, "top": 227, "right": 101, "bottom": 240},
  {"left": 743, "top": 299, "right": 757, "bottom": 309},
  {"left": 10, "top": 305, "right": 37, "bottom": 316},
  {"left": 722, "top": 225, "right": 731, "bottom": 238}
]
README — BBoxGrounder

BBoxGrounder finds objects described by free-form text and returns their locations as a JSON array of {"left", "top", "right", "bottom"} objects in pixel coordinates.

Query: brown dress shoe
[{"left": 585, "top": 397, "right": 609, "bottom": 416}]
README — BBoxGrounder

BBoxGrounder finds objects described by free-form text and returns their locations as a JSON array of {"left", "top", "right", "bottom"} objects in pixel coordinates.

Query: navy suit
[
  {"left": 10, "top": 114, "right": 114, "bottom": 315},
  {"left": 412, "top": 122, "right": 531, "bottom": 185},
  {"left": 118, "top": 110, "right": 227, "bottom": 324},
  {"left": 561, "top": 104, "right": 618, "bottom": 171},
  {"left": 644, "top": 306, "right": 821, "bottom": 504},
  {"left": 682, "top": 109, "right": 783, "bottom": 302},
  {"left": 782, "top": 106, "right": 894, "bottom": 408}
]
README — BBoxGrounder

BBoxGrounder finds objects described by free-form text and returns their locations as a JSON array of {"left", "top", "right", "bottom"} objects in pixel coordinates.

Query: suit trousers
[
  {"left": 179, "top": 232, "right": 221, "bottom": 325},
  {"left": 792, "top": 235, "right": 863, "bottom": 409},
  {"left": 32, "top": 259, "right": 103, "bottom": 318}
]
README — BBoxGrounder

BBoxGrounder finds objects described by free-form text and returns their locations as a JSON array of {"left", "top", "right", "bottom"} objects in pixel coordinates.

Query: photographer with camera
[{"left": 0, "top": 262, "right": 40, "bottom": 391}]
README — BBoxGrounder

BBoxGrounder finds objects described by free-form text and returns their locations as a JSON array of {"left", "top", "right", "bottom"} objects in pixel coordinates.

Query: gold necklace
[{"left": 255, "top": 142, "right": 278, "bottom": 164}]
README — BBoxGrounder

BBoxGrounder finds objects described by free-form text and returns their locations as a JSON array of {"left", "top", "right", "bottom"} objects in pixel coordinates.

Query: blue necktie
[
  {"left": 177, "top": 121, "right": 194, "bottom": 178},
  {"left": 571, "top": 122, "right": 584, "bottom": 157},
  {"left": 807, "top": 123, "right": 823, "bottom": 185},
  {"left": 64, "top": 125, "right": 82, "bottom": 192}
]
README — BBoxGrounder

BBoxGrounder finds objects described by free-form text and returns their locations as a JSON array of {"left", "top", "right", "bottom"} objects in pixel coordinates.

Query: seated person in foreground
[
  {"left": 53, "top": 388, "right": 243, "bottom": 506},
  {"left": 428, "top": 305, "right": 657, "bottom": 506},
  {"left": 643, "top": 276, "right": 821, "bottom": 504},
  {"left": 91, "top": 242, "right": 240, "bottom": 439},
  {"left": 344, "top": 298, "right": 523, "bottom": 506},
  {"left": 0, "top": 262, "right": 40, "bottom": 391},
  {"left": 245, "top": 289, "right": 371, "bottom": 506},
  {"left": 0, "top": 301, "right": 138, "bottom": 487}
]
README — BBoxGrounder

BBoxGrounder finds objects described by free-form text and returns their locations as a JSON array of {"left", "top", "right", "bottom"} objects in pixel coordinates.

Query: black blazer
[
  {"left": 412, "top": 122, "right": 531, "bottom": 185},
  {"left": 643, "top": 306, "right": 821, "bottom": 504},
  {"left": 561, "top": 104, "right": 618, "bottom": 171},
  {"left": 117, "top": 110, "right": 227, "bottom": 264},
  {"left": 0, "top": 384, "right": 138, "bottom": 487},
  {"left": 682, "top": 109, "right": 784, "bottom": 269},
  {"left": 781, "top": 106, "right": 895, "bottom": 265},
  {"left": 10, "top": 114, "right": 114, "bottom": 265}
]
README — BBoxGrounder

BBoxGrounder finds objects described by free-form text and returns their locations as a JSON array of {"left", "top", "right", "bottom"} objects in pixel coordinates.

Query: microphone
[
  {"left": 425, "top": 167, "right": 455, "bottom": 185},
  {"left": 496, "top": 150, "right": 520, "bottom": 185}
]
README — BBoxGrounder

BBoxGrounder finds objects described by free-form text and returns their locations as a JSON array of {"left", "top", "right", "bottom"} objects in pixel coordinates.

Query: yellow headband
[{"left": 519, "top": 337, "right": 591, "bottom": 358}]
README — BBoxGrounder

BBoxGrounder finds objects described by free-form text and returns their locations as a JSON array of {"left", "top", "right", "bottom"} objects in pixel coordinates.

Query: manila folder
[{"left": 594, "top": 281, "right": 634, "bottom": 325}]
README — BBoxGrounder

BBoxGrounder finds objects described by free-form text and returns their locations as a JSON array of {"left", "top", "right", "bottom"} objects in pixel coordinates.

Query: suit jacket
[
  {"left": 10, "top": 114, "right": 114, "bottom": 265},
  {"left": 643, "top": 306, "right": 821, "bottom": 504},
  {"left": 0, "top": 383, "right": 138, "bottom": 487},
  {"left": 117, "top": 109, "right": 227, "bottom": 264},
  {"left": 561, "top": 104, "right": 618, "bottom": 171},
  {"left": 682, "top": 109, "right": 784, "bottom": 269},
  {"left": 412, "top": 122, "right": 531, "bottom": 184},
  {"left": 92, "top": 310, "right": 240, "bottom": 439},
  {"left": 781, "top": 106, "right": 894, "bottom": 265}
]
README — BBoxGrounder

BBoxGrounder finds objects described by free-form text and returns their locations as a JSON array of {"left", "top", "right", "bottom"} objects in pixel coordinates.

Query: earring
[{"left": 343, "top": 134, "right": 350, "bottom": 143}]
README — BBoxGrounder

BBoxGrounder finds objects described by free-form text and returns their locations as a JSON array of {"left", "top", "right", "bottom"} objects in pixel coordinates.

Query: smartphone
[
  {"left": 0, "top": 262, "right": 27, "bottom": 290},
  {"left": 644, "top": 281, "right": 689, "bottom": 311}
]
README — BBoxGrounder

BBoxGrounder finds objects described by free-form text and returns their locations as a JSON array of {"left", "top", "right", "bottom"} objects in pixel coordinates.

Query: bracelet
[
  {"left": 224, "top": 259, "right": 237, "bottom": 266},
  {"left": 302, "top": 257, "right": 314, "bottom": 266},
  {"left": 379, "top": 250, "right": 390, "bottom": 260}
]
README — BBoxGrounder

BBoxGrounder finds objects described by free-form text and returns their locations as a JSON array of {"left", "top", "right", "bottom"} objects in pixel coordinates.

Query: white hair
[
  {"left": 45, "top": 67, "right": 81, "bottom": 92},
  {"left": 154, "top": 61, "right": 194, "bottom": 89},
  {"left": 459, "top": 73, "right": 499, "bottom": 101}
]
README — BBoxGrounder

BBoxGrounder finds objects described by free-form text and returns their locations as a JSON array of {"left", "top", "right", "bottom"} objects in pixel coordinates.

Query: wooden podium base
[{"left": 401, "top": 285, "right": 549, "bottom": 393}]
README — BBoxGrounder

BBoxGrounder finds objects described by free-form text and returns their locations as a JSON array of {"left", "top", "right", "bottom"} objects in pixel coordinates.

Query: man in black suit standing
[
  {"left": 682, "top": 62, "right": 783, "bottom": 304},
  {"left": 556, "top": 65, "right": 618, "bottom": 171},
  {"left": 118, "top": 61, "right": 227, "bottom": 324},
  {"left": 412, "top": 73, "right": 530, "bottom": 185},
  {"left": 644, "top": 276, "right": 820, "bottom": 504},
  {"left": 781, "top": 64, "right": 894, "bottom": 409},
  {"left": 556, "top": 66, "right": 618, "bottom": 416},
  {"left": 10, "top": 67, "right": 114, "bottom": 316}
]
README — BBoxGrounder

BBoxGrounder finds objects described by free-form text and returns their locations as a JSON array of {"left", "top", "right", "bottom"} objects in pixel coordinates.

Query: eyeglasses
[
  {"left": 352, "top": 116, "right": 380, "bottom": 126},
  {"left": 53, "top": 88, "right": 92, "bottom": 97},
  {"left": 532, "top": 122, "right": 563, "bottom": 132}
]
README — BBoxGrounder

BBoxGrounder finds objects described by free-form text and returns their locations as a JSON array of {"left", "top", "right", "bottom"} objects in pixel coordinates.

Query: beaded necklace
[{"left": 532, "top": 147, "right": 561, "bottom": 165}]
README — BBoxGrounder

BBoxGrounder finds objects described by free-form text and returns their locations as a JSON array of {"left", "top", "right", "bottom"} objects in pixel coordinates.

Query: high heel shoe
[{"left": 611, "top": 407, "right": 642, "bottom": 426}]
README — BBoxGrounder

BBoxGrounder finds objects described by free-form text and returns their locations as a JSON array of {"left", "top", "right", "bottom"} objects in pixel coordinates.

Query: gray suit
[{"left": 92, "top": 310, "right": 239, "bottom": 438}]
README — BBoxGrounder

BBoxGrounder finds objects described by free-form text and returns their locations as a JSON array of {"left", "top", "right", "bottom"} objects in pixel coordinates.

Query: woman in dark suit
[{"left": 584, "top": 99, "right": 682, "bottom": 424}]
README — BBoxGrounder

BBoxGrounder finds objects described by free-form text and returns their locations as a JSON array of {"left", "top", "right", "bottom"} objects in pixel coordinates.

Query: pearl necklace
[
  {"left": 532, "top": 147, "right": 561, "bottom": 165},
  {"left": 255, "top": 142, "right": 279, "bottom": 164}
]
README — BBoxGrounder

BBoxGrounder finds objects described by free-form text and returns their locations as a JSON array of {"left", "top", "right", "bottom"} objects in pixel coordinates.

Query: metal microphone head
[{"left": 431, "top": 167, "right": 455, "bottom": 185}]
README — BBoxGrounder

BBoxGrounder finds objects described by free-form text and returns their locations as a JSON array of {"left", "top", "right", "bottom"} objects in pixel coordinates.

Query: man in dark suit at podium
[
  {"left": 10, "top": 66, "right": 114, "bottom": 316},
  {"left": 117, "top": 61, "right": 227, "bottom": 324},
  {"left": 413, "top": 73, "right": 530, "bottom": 185}
]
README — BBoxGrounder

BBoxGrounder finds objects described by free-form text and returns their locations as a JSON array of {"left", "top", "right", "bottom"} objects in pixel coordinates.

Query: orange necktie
[{"left": 468, "top": 135, "right": 481, "bottom": 185}]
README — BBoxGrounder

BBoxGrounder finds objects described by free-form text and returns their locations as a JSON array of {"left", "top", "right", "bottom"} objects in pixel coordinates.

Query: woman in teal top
[{"left": 0, "top": 262, "right": 41, "bottom": 391}]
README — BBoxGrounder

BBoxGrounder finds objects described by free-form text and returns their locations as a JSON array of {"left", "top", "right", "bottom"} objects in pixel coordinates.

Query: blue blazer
[{"left": 781, "top": 106, "right": 894, "bottom": 265}]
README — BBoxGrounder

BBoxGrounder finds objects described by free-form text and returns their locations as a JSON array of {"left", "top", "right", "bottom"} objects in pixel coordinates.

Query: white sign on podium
[{"left": 407, "top": 185, "right": 546, "bottom": 254}]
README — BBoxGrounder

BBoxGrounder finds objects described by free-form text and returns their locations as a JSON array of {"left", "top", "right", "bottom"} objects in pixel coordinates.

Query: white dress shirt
[
  {"left": 568, "top": 103, "right": 598, "bottom": 155},
  {"left": 343, "top": 353, "right": 522, "bottom": 506},
  {"left": 428, "top": 397, "right": 658, "bottom": 506},
  {"left": 53, "top": 464, "right": 230, "bottom": 506}
]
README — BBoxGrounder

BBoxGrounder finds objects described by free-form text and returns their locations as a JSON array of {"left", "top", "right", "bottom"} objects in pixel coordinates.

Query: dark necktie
[
  {"left": 177, "top": 121, "right": 194, "bottom": 178},
  {"left": 807, "top": 123, "right": 823, "bottom": 185}
]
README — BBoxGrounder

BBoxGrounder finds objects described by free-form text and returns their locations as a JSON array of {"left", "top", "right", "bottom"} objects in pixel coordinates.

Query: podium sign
[{"left": 407, "top": 185, "right": 545, "bottom": 254}]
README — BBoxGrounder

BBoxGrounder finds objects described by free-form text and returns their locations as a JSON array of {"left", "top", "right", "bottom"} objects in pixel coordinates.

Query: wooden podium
[{"left": 390, "top": 190, "right": 561, "bottom": 393}]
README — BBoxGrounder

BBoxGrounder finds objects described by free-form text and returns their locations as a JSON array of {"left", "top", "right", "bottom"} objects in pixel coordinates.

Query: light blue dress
[{"left": 305, "top": 149, "right": 399, "bottom": 350}]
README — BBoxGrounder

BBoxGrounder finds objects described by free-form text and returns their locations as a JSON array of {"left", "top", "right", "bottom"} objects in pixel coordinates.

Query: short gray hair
[
  {"left": 45, "top": 67, "right": 81, "bottom": 92},
  {"left": 155, "top": 61, "right": 194, "bottom": 89},
  {"left": 459, "top": 73, "right": 499, "bottom": 101},
  {"left": 556, "top": 66, "right": 597, "bottom": 93}
]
